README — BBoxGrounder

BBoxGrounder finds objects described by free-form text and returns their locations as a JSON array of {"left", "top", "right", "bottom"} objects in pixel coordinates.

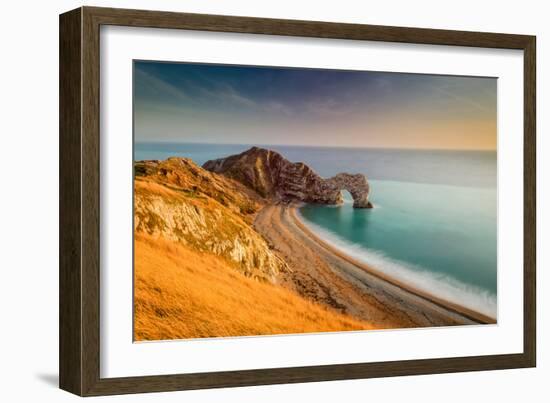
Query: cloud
[
  {"left": 135, "top": 65, "right": 354, "bottom": 120},
  {"left": 134, "top": 68, "right": 192, "bottom": 103},
  {"left": 216, "top": 83, "right": 258, "bottom": 109},
  {"left": 304, "top": 97, "right": 357, "bottom": 117},
  {"left": 138, "top": 68, "right": 268, "bottom": 113},
  {"left": 263, "top": 101, "right": 293, "bottom": 116},
  {"left": 432, "top": 85, "right": 491, "bottom": 113}
]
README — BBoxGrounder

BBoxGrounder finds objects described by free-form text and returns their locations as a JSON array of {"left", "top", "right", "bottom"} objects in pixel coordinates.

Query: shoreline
[
  {"left": 288, "top": 205, "right": 496, "bottom": 325},
  {"left": 254, "top": 203, "right": 495, "bottom": 329}
]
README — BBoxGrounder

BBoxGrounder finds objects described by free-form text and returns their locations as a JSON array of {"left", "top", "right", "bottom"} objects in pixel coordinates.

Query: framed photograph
[{"left": 59, "top": 6, "right": 536, "bottom": 396}]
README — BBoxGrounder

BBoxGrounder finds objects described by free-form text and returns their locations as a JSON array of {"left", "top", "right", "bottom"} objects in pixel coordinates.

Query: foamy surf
[{"left": 296, "top": 209, "right": 497, "bottom": 319}]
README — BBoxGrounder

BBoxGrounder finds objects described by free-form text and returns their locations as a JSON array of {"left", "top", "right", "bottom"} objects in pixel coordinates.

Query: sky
[{"left": 134, "top": 61, "right": 497, "bottom": 150}]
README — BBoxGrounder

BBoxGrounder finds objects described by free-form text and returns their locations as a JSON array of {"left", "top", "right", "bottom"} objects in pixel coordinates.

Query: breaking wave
[{"left": 296, "top": 210, "right": 497, "bottom": 319}]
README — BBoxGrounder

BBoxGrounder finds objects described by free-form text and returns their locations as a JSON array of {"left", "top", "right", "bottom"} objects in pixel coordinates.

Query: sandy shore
[{"left": 254, "top": 203, "right": 495, "bottom": 329}]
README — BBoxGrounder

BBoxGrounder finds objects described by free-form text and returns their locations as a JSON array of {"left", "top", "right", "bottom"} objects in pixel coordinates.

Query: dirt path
[{"left": 254, "top": 203, "right": 492, "bottom": 329}]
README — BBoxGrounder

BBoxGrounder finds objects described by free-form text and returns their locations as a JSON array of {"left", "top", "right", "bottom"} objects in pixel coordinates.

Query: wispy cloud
[
  {"left": 139, "top": 68, "right": 300, "bottom": 118},
  {"left": 263, "top": 101, "right": 293, "bottom": 116},
  {"left": 134, "top": 68, "right": 191, "bottom": 103},
  {"left": 432, "top": 85, "right": 490, "bottom": 113},
  {"left": 134, "top": 61, "right": 496, "bottom": 150},
  {"left": 304, "top": 97, "right": 358, "bottom": 117}
]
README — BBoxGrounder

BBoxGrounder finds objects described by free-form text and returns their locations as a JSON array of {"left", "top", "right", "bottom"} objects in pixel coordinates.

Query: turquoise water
[
  {"left": 299, "top": 181, "right": 497, "bottom": 316},
  {"left": 135, "top": 142, "right": 497, "bottom": 317}
]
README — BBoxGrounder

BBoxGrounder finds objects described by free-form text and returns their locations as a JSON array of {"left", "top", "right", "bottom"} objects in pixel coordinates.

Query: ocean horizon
[{"left": 135, "top": 141, "right": 497, "bottom": 318}]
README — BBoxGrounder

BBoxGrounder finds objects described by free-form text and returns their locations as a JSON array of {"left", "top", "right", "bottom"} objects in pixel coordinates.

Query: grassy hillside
[
  {"left": 134, "top": 234, "right": 372, "bottom": 341},
  {"left": 134, "top": 158, "right": 287, "bottom": 281}
]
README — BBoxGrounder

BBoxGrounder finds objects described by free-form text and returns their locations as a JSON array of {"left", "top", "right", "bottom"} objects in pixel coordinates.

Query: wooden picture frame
[{"left": 59, "top": 6, "right": 536, "bottom": 396}]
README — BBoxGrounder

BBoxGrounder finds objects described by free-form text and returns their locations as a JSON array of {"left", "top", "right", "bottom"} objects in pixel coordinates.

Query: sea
[{"left": 135, "top": 142, "right": 497, "bottom": 318}]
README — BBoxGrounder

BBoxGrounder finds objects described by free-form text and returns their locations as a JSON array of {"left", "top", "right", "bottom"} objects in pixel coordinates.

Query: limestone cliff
[
  {"left": 203, "top": 147, "right": 372, "bottom": 208},
  {"left": 134, "top": 157, "right": 287, "bottom": 282}
]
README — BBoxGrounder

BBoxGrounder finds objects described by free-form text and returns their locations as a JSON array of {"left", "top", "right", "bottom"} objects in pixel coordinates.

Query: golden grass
[{"left": 134, "top": 234, "right": 372, "bottom": 341}]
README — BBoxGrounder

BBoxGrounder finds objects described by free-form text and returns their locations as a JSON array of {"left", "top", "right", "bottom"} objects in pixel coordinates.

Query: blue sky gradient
[{"left": 134, "top": 61, "right": 497, "bottom": 150}]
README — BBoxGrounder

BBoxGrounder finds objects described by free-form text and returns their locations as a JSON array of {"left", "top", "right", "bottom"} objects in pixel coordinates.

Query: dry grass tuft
[{"left": 134, "top": 234, "right": 372, "bottom": 341}]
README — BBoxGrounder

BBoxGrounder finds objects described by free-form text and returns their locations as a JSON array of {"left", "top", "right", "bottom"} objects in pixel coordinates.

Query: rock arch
[
  {"left": 325, "top": 173, "right": 372, "bottom": 208},
  {"left": 203, "top": 146, "right": 373, "bottom": 209}
]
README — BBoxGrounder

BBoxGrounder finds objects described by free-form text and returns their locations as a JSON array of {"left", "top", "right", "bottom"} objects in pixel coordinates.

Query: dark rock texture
[{"left": 203, "top": 147, "right": 372, "bottom": 208}]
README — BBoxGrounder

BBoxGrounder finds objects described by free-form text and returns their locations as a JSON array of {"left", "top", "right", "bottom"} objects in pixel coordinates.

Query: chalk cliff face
[
  {"left": 203, "top": 147, "right": 373, "bottom": 208},
  {"left": 134, "top": 157, "right": 287, "bottom": 282}
]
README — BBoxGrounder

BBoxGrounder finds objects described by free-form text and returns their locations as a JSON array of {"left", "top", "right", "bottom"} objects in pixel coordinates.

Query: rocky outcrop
[
  {"left": 325, "top": 173, "right": 372, "bottom": 208},
  {"left": 134, "top": 157, "right": 288, "bottom": 282},
  {"left": 203, "top": 147, "right": 373, "bottom": 208}
]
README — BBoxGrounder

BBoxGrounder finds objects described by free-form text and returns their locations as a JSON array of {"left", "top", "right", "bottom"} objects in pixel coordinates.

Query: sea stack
[{"left": 203, "top": 146, "right": 373, "bottom": 208}]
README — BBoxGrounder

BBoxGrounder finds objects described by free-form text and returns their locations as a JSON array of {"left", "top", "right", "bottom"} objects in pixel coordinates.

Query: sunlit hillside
[
  {"left": 134, "top": 234, "right": 372, "bottom": 341},
  {"left": 134, "top": 158, "right": 287, "bottom": 282}
]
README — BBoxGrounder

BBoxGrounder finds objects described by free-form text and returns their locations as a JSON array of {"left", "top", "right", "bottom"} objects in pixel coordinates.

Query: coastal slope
[
  {"left": 134, "top": 157, "right": 373, "bottom": 340},
  {"left": 134, "top": 151, "right": 491, "bottom": 341},
  {"left": 134, "top": 157, "right": 284, "bottom": 281}
]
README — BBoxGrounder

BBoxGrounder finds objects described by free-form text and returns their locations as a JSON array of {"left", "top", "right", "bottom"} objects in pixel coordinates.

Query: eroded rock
[{"left": 203, "top": 147, "right": 372, "bottom": 208}]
